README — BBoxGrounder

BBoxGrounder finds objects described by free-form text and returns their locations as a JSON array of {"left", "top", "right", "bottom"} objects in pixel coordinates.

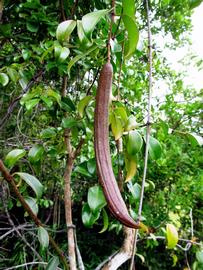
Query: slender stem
[
  {"left": 5, "top": 262, "right": 62, "bottom": 270},
  {"left": 129, "top": 0, "right": 152, "bottom": 269}
]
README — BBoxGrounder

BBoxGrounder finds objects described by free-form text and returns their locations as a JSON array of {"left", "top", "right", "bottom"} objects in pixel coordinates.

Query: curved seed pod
[{"left": 94, "top": 63, "right": 140, "bottom": 229}]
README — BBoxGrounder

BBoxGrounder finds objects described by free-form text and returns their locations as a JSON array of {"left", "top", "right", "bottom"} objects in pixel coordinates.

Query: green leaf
[
  {"left": 122, "top": 0, "right": 135, "bottom": 17},
  {"left": 125, "top": 155, "right": 137, "bottom": 182},
  {"left": 5, "top": 149, "right": 26, "bottom": 168},
  {"left": 74, "top": 165, "right": 92, "bottom": 178},
  {"left": 82, "top": 203, "right": 100, "bottom": 228},
  {"left": 127, "top": 182, "right": 141, "bottom": 200},
  {"left": 111, "top": 113, "right": 123, "bottom": 140},
  {"left": 28, "top": 144, "right": 44, "bottom": 163},
  {"left": 88, "top": 185, "right": 107, "bottom": 213},
  {"left": 38, "top": 226, "right": 49, "bottom": 249},
  {"left": 125, "top": 115, "right": 137, "bottom": 131},
  {"left": 99, "top": 209, "right": 109, "bottom": 233},
  {"left": 82, "top": 9, "right": 109, "bottom": 39},
  {"left": 24, "top": 197, "right": 39, "bottom": 215},
  {"left": 40, "top": 128, "right": 56, "bottom": 139},
  {"left": 41, "top": 96, "right": 53, "bottom": 108},
  {"left": 77, "top": 96, "right": 92, "bottom": 118},
  {"left": 62, "top": 117, "right": 77, "bottom": 128},
  {"left": 56, "top": 20, "right": 76, "bottom": 44},
  {"left": 196, "top": 250, "right": 203, "bottom": 264},
  {"left": 26, "top": 21, "right": 39, "bottom": 32},
  {"left": 25, "top": 98, "right": 40, "bottom": 110},
  {"left": 166, "top": 223, "right": 178, "bottom": 249},
  {"left": 47, "top": 89, "right": 61, "bottom": 104},
  {"left": 46, "top": 257, "right": 59, "bottom": 270},
  {"left": 148, "top": 136, "right": 162, "bottom": 160},
  {"left": 0, "top": 73, "right": 9, "bottom": 86},
  {"left": 171, "top": 254, "right": 178, "bottom": 267},
  {"left": 114, "top": 107, "right": 128, "bottom": 126},
  {"left": 58, "top": 47, "right": 70, "bottom": 62},
  {"left": 127, "top": 130, "right": 143, "bottom": 156},
  {"left": 189, "top": 0, "right": 203, "bottom": 9},
  {"left": 7, "top": 67, "right": 18, "bottom": 83},
  {"left": 15, "top": 172, "right": 43, "bottom": 198},
  {"left": 67, "top": 45, "right": 97, "bottom": 72},
  {"left": 136, "top": 253, "right": 145, "bottom": 264},
  {"left": 187, "top": 133, "right": 203, "bottom": 146},
  {"left": 122, "top": 15, "right": 139, "bottom": 59},
  {"left": 87, "top": 159, "right": 96, "bottom": 174},
  {"left": 54, "top": 41, "right": 62, "bottom": 58},
  {"left": 77, "top": 20, "right": 92, "bottom": 46}
]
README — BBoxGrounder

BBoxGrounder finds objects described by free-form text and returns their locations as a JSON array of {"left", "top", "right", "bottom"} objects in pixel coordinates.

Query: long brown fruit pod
[
  {"left": 0, "top": 160, "right": 69, "bottom": 270},
  {"left": 94, "top": 63, "right": 147, "bottom": 231}
]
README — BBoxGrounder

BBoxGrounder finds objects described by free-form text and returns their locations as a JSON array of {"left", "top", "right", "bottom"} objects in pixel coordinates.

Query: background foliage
[{"left": 0, "top": 0, "right": 202, "bottom": 269}]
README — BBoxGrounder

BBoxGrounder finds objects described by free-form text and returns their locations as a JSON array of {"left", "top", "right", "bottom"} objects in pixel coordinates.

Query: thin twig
[
  {"left": 86, "top": 68, "right": 100, "bottom": 96},
  {"left": 189, "top": 208, "right": 194, "bottom": 238},
  {"left": 4, "top": 262, "right": 63, "bottom": 270},
  {"left": 129, "top": 0, "right": 152, "bottom": 269}
]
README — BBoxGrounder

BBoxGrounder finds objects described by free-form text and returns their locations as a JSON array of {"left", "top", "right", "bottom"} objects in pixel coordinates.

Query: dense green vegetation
[{"left": 0, "top": 0, "right": 202, "bottom": 269}]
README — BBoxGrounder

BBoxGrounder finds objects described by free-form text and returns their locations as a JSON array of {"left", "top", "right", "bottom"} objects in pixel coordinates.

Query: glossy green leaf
[
  {"left": 78, "top": 96, "right": 92, "bottom": 118},
  {"left": 38, "top": 226, "right": 49, "bottom": 249},
  {"left": 46, "top": 256, "right": 59, "bottom": 270},
  {"left": 125, "top": 115, "right": 137, "bottom": 131},
  {"left": 67, "top": 45, "right": 97, "bottom": 72},
  {"left": 15, "top": 172, "right": 43, "bottom": 198},
  {"left": 58, "top": 47, "right": 70, "bottom": 62},
  {"left": 62, "top": 117, "right": 77, "bottom": 128},
  {"left": 54, "top": 41, "right": 62, "bottom": 59},
  {"left": 82, "top": 203, "right": 100, "bottom": 228},
  {"left": 7, "top": 67, "right": 18, "bottom": 82},
  {"left": 74, "top": 165, "right": 92, "bottom": 178},
  {"left": 127, "top": 182, "right": 141, "bottom": 200},
  {"left": 187, "top": 133, "right": 203, "bottom": 146},
  {"left": 111, "top": 113, "right": 123, "bottom": 140},
  {"left": 26, "top": 21, "right": 39, "bottom": 32},
  {"left": 0, "top": 73, "right": 9, "bottom": 86},
  {"left": 82, "top": 9, "right": 109, "bottom": 39},
  {"left": 25, "top": 197, "right": 38, "bottom": 215},
  {"left": 47, "top": 89, "right": 61, "bottom": 104},
  {"left": 56, "top": 20, "right": 76, "bottom": 43},
  {"left": 5, "top": 149, "right": 26, "bottom": 168},
  {"left": 148, "top": 136, "right": 162, "bottom": 160},
  {"left": 122, "top": 15, "right": 139, "bottom": 59},
  {"left": 114, "top": 107, "right": 128, "bottom": 126},
  {"left": 40, "top": 128, "right": 56, "bottom": 139},
  {"left": 99, "top": 209, "right": 109, "bottom": 233},
  {"left": 77, "top": 20, "right": 91, "bottom": 46},
  {"left": 189, "top": 0, "right": 203, "bottom": 9},
  {"left": 127, "top": 130, "right": 143, "bottom": 156},
  {"left": 25, "top": 98, "right": 40, "bottom": 110},
  {"left": 166, "top": 223, "right": 178, "bottom": 249},
  {"left": 87, "top": 158, "right": 96, "bottom": 174},
  {"left": 125, "top": 155, "right": 137, "bottom": 182},
  {"left": 41, "top": 96, "right": 53, "bottom": 108},
  {"left": 88, "top": 185, "right": 107, "bottom": 213},
  {"left": 122, "top": 0, "right": 135, "bottom": 17},
  {"left": 28, "top": 144, "right": 44, "bottom": 163}
]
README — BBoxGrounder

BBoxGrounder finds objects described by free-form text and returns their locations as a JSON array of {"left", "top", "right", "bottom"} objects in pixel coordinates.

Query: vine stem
[{"left": 129, "top": 0, "right": 152, "bottom": 269}]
